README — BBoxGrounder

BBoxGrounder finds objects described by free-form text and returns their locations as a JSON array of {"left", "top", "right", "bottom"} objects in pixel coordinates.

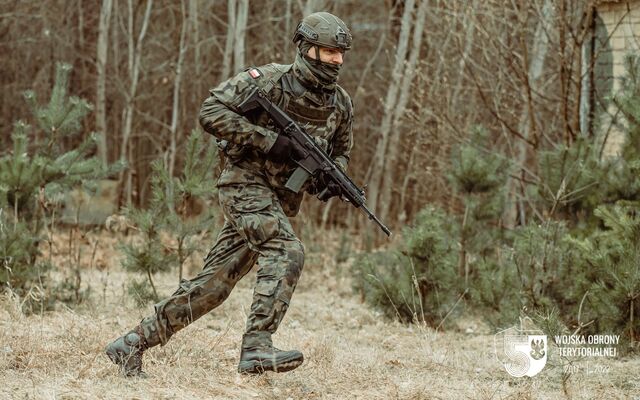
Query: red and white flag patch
[{"left": 248, "top": 68, "right": 261, "bottom": 79}]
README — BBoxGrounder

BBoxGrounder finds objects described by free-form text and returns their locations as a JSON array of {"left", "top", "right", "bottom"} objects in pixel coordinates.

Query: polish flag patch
[{"left": 248, "top": 68, "right": 261, "bottom": 79}]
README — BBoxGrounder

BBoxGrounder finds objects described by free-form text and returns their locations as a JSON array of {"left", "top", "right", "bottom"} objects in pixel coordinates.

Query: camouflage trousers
[{"left": 139, "top": 183, "right": 305, "bottom": 347}]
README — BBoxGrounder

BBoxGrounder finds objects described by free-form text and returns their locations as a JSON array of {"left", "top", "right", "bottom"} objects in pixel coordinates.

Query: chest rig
[
  {"left": 254, "top": 65, "right": 338, "bottom": 146},
  {"left": 279, "top": 72, "right": 337, "bottom": 134},
  {"left": 220, "top": 65, "right": 339, "bottom": 168}
]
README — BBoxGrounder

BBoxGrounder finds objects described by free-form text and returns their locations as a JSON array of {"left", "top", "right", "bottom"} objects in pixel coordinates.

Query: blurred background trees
[
  {"left": 1, "top": 0, "right": 614, "bottom": 231},
  {"left": 2, "top": 0, "right": 640, "bottom": 345}
]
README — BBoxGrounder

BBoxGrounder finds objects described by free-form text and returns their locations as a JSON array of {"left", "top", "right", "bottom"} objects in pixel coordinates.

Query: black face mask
[
  {"left": 302, "top": 51, "right": 342, "bottom": 85},
  {"left": 293, "top": 42, "right": 342, "bottom": 90}
]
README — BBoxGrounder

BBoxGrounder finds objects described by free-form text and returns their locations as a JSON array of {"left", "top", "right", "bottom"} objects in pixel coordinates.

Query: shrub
[
  {"left": 0, "top": 63, "right": 121, "bottom": 312},
  {"left": 353, "top": 206, "right": 459, "bottom": 326},
  {"left": 118, "top": 130, "right": 217, "bottom": 305}
]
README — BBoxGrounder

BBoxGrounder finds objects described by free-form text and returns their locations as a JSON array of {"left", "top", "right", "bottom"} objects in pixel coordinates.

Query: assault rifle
[{"left": 237, "top": 86, "right": 391, "bottom": 237}]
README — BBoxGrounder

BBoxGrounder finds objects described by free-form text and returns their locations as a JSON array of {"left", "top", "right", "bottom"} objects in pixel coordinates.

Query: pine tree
[
  {"left": 536, "top": 137, "right": 603, "bottom": 221},
  {"left": 603, "top": 55, "right": 640, "bottom": 204},
  {"left": 352, "top": 206, "right": 459, "bottom": 325},
  {"left": 448, "top": 127, "right": 508, "bottom": 285},
  {"left": 553, "top": 55, "right": 640, "bottom": 345},
  {"left": 0, "top": 63, "right": 122, "bottom": 311},
  {"left": 352, "top": 56, "right": 640, "bottom": 349},
  {"left": 120, "top": 130, "right": 217, "bottom": 305},
  {"left": 353, "top": 127, "right": 508, "bottom": 327},
  {"left": 564, "top": 204, "right": 640, "bottom": 343},
  {"left": 155, "top": 130, "right": 218, "bottom": 282}
]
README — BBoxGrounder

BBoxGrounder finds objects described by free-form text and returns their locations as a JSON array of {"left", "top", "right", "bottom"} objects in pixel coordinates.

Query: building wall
[{"left": 596, "top": 1, "right": 640, "bottom": 157}]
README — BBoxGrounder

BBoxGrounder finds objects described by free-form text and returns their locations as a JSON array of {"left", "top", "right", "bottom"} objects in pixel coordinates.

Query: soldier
[{"left": 105, "top": 11, "right": 354, "bottom": 377}]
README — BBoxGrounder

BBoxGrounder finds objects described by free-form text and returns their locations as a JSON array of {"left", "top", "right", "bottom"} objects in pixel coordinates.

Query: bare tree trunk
[
  {"left": 169, "top": 0, "right": 189, "bottom": 178},
  {"left": 189, "top": 0, "right": 201, "bottom": 89},
  {"left": 450, "top": 0, "right": 478, "bottom": 111},
  {"left": 285, "top": 0, "right": 292, "bottom": 54},
  {"left": 234, "top": 0, "right": 248, "bottom": 72},
  {"left": 379, "top": 0, "right": 428, "bottom": 222},
  {"left": 117, "top": 0, "right": 154, "bottom": 206},
  {"left": 504, "top": 0, "right": 554, "bottom": 226},
  {"left": 96, "top": 0, "right": 112, "bottom": 167},
  {"left": 366, "top": 0, "right": 415, "bottom": 217},
  {"left": 221, "top": 0, "right": 236, "bottom": 80},
  {"left": 580, "top": 8, "right": 594, "bottom": 137},
  {"left": 112, "top": 0, "right": 120, "bottom": 83}
]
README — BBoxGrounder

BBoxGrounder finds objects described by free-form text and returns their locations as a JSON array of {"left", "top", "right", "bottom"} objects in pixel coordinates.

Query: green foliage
[
  {"left": 119, "top": 130, "right": 217, "bottom": 302},
  {"left": 535, "top": 56, "right": 640, "bottom": 219},
  {"left": 352, "top": 250, "right": 416, "bottom": 321},
  {"left": 568, "top": 203, "right": 640, "bottom": 342},
  {"left": 23, "top": 63, "right": 92, "bottom": 147},
  {"left": 334, "top": 231, "right": 352, "bottom": 265},
  {"left": 153, "top": 131, "right": 217, "bottom": 272},
  {"left": 353, "top": 206, "right": 460, "bottom": 325},
  {"left": 120, "top": 205, "right": 175, "bottom": 303},
  {"left": 401, "top": 206, "right": 462, "bottom": 325},
  {"left": 449, "top": 127, "right": 508, "bottom": 196},
  {"left": 128, "top": 278, "right": 159, "bottom": 307},
  {"left": 449, "top": 128, "right": 507, "bottom": 259},
  {"left": 537, "top": 138, "right": 603, "bottom": 215},
  {"left": 507, "top": 222, "right": 572, "bottom": 309},
  {"left": 352, "top": 57, "right": 640, "bottom": 352},
  {"left": 467, "top": 258, "right": 522, "bottom": 327},
  {"left": 601, "top": 55, "right": 640, "bottom": 204},
  {"left": 0, "top": 65, "right": 121, "bottom": 218},
  {"left": 0, "top": 212, "right": 44, "bottom": 289},
  {"left": 0, "top": 63, "right": 121, "bottom": 311},
  {"left": 121, "top": 208, "right": 175, "bottom": 275},
  {"left": 354, "top": 128, "right": 510, "bottom": 328}
]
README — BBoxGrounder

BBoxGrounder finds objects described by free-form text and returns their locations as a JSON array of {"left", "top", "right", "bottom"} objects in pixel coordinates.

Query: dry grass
[{"left": 1, "top": 230, "right": 639, "bottom": 399}]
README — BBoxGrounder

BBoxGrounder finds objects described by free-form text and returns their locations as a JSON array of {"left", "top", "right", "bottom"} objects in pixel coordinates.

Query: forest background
[
  {"left": 2, "top": 0, "right": 640, "bottom": 398},
  {"left": 1, "top": 0, "right": 600, "bottom": 225}
]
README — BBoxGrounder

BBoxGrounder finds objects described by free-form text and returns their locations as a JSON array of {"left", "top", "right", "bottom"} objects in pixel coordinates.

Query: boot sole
[{"left": 238, "top": 354, "right": 304, "bottom": 374}]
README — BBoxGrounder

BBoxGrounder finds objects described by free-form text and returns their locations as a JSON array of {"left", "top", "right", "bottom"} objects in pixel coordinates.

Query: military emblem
[
  {"left": 495, "top": 327, "right": 547, "bottom": 377},
  {"left": 248, "top": 68, "right": 262, "bottom": 79}
]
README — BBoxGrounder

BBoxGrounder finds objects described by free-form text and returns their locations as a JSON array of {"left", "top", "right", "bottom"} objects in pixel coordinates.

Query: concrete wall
[{"left": 596, "top": 1, "right": 640, "bottom": 157}]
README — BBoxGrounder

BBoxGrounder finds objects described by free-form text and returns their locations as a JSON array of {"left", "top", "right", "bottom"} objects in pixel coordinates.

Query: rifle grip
[{"left": 285, "top": 167, "right": 311, "bottom": 193}]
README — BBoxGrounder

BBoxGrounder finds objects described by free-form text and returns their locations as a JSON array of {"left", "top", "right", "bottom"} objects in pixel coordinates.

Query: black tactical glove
[
  {"left": 316, "top": 175, "right": 342, "bottom": 202},
  {"left": 266, "top": 134, "right": 306, "bottom": 162}
]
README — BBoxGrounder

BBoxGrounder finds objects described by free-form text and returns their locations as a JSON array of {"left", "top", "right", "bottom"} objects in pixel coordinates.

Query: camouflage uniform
[
  {"left": 106, "top": 11, "right": 353, "bottom": 376},
  {"left": 136, "top": 54, "right": 353, "bottom": 351}
]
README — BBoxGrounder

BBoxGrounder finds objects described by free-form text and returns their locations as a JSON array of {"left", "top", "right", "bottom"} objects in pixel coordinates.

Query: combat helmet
[{"left": 292, "top": 12, "right": 352, "bottom": 51}]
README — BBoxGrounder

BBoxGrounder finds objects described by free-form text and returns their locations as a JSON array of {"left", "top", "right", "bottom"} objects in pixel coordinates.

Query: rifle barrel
[{"left": 361, "top": 204, "right": 392, "bottom": 236}]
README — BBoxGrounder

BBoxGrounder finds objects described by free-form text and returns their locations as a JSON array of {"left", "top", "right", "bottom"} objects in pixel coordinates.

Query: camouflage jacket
[{"left": 199, "top": 63, "right": 354, "bottom": 217}]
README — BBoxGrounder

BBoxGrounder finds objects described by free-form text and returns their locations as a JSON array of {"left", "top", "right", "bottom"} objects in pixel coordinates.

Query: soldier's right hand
[
  {"left": 314, "top": 173, "right": 343, "bottom": 201},
  {"left": 266, "top": 134, "right": 306, "bottom": 162}
]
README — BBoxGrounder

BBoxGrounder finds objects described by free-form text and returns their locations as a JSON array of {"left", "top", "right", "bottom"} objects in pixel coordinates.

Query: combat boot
[
  {"left": 105, "top": 327, "right": 149, "bottom": 377},
  {"left": 237, "top": 331, "right": 304, "bottom": 374}
]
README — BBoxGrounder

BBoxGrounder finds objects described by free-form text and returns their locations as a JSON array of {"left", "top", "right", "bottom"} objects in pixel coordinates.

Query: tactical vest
[{"left": 219, "top": 63, "right": 340, "bottom": 162}]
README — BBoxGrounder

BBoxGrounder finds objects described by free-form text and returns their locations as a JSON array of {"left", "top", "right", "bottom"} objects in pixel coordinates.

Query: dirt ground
[{"left": 0, "top": 231, "right": 639, "bottom": 399}]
